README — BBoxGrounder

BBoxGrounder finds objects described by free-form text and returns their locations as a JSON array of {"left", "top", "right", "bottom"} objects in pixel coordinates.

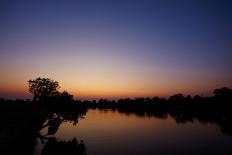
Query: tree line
[{"left": 0, "top": 77, "right": 231, "bottom": 109}]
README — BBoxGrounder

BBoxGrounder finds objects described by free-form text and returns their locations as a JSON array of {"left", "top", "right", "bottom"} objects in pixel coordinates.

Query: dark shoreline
[{"left": 0, "top": 87, "right": 232, "bottom": 154}]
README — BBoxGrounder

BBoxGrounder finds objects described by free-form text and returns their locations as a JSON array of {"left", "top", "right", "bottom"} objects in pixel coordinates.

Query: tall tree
[{"left": 28, "top": 77, "right": 60, "bottom": 101}]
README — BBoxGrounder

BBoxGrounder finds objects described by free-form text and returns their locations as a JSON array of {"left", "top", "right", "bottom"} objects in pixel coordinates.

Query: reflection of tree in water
[
  {"left": 114, "top": 108, "right": 232, "bottom": 135},
  {"left": 38, "top": 108, "right": 87, "bottom": 155},
  {"left": 26, "top": 77, "right": 87, "bottom": 154},
  {"left": 41, "top": 137, "right": 86, "bottom": 155}
]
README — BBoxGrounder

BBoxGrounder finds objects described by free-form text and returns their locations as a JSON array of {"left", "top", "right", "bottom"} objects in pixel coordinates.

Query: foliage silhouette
[
  {"left": 1, "top": 85, "right": 232, "bottom": 154},
  {"left": 28, "top": 77, "right": 75, "bottom": 107},
  {"left": 78, "top": 87, "right": 232, "bottom": 134},
  {"left": 0, "top": 98, "right": 88, "bottom": 155},
  {"left": 38, "top": 109, "right": 88, "bottom": 155},
  {"left": 41, "top": 138, "right": 86, "bottom": 155},
  {"left": 28, "top": 77, "right": 60, "bottom": 101},
  {"left": 213, "top": 87, "right": 232, "bottom": 103}
]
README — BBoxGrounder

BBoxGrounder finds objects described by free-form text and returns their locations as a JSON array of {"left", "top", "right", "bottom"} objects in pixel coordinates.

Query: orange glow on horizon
[
  {"left": 0, "top": 70, "right": 230, "bottom": 99},
  {"left": 0, "top": 83, "right": 214, "bottom": 100},
  {"left": 1, "top": 0, "right": 232, "bottom": 100}
]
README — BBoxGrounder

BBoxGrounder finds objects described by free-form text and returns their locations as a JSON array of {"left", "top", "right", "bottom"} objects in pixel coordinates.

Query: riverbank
[{"left": 0, "top": 102, "right": 41, "bottom": 154}]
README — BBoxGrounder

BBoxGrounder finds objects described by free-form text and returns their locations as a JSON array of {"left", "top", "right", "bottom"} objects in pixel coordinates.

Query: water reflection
[
  {"left": 41, "top": 138, "right": 86, "bottom": 155},
  {"left": 113, "top": 107, "right": 232, "bottom": 135},
  {"left": 34, "top": 108, "right": 232, "bottom": 155},
  {"left": 35, "top": 107, "right": 88, "bottom": 155}
]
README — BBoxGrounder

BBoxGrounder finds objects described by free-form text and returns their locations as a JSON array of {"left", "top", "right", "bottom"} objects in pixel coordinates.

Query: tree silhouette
[
  {"left": 41, "top": 138, "right": 86, "bottom": 155},
  {"left": 28, "top": 77, "right": 60, "bottom": 101},
  {"left": 213, "top": 87, "right": 232, "bottom": 98},
  {"left": 213, "top": 87, "right": 232, "bottom": 103},
  {"left": 58, "top": 91, "right": 74, "bottom": 103}
]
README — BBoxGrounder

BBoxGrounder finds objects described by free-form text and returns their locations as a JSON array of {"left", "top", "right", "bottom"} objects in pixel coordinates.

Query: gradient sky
[{"left": 1, "top": 0, "right": 232, "bottom": 99}]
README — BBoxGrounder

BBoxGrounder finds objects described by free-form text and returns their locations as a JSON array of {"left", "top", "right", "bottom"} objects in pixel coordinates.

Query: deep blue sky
[{"left": 1, "top": 0, "right": 232, "bottom": 99}]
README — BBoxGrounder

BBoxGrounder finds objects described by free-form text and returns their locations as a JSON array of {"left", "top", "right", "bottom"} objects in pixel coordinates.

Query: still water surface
[{"left": 34, "top": 109, "right": 232, "bottom": 155}]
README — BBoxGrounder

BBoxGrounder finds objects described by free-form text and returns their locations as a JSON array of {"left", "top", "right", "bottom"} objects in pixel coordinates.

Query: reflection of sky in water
[{"left": 35, "top": 109, "right": 232, "bottom": 155}]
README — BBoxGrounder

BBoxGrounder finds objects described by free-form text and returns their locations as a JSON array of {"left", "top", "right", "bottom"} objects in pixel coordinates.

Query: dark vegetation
[
  {"left": 0, "top": 77, "right": 232, "bottom": 154},
  {"left": 78, "top": 87, "right": 232, "bottom": 135},
  {"left": 41, "top": 138, "right": 86, "bottom": 155},
  {"left": 0, "top": 77, "right": 87, "bottom": 155}
]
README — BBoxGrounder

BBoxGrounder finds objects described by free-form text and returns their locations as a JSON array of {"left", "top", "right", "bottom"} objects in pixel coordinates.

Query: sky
[{"left": 0, "top": 0, "right": 232, "bottom": 99}]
